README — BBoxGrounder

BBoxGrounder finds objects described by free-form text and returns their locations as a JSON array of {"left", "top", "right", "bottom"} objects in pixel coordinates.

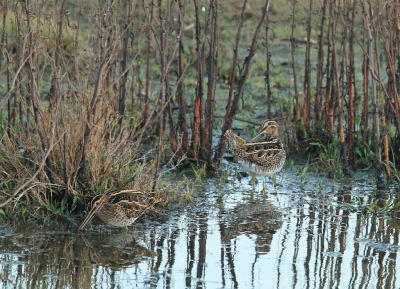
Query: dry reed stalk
[
  {"left": 381, "top": 3, "right": 400, "bottom": 139},
  {"left": 177, "top": 0, "right": 189, "bottom": 154},
  {"left": 362, "top": 2, "right": 369, "bottom": 144},
  {"left": 191, "top": 0, "right": 206, "bottom": 160},
  {"left": 315, "top": 0, "right": 327, "bottom": 132},
  {"left": 203, "top": 0, "right": 218, "bottom": 163},
  {"left": 383, "top": 101, "right": 390, "bottom": 181},
  {"left": 10, "top": 4, "right": 23, "bottom": 138},
  {"left": 0, "top": 133, "right": 60, "bottom": 208},
  {"left": 25, "top": 1, "right": 55, "bottom": 184},
  {"left": 291, "top": 0, "right": 300, "bottom": 122},
  {"left": 331, "top": 0, "right": 348, "bottom": 174},
  {"left": 144, "top": 0, "right": 153, "bottom": 125},
  {"left": 75, "top": 1, "right": 137, "bottom": 189},
  {"left": 265, "top": 11, "right": 271, "bottom": 119},
  {"left": 302, "top": 0, "right": 312, "bottom": 132},
  {"left": 160, "top": 0, "right": 170, "bottom": 141},
  {"left": 153, "top": 0, "right": 167, "bottom": 191},
  {"left": 364, "top": 0, "right": 382, "bottom": 181},
  {"left": 224, "top": 0, "right": 247, "bottom": 123},
  {"left": 397, "top": 1, "right": 400, "bottom": 91},
  {"left": 214, "top": 0, "right": 271, "bottom": 164},
  {"left": 380, "top": 3, "right": 400, "bottom": 182},
  {"left": 117, "top": 1, "right": 132, "bottom": 135},
  {"left": 347, "top": 0, "right": 356, "bottom": 168},
  {"left": 0, "top": 0, "right": 7, "bottom": 72},
  {"left": 152, "top": 0, "right": 170, "bottom": 193},
  {"left": 324, "top": 2, "right": 333, "bottom": 136},
  {"left": 131, "top": 21, "right": 181, "bottom": 154},
  {"left": 214, "top": 0, "right": 248, "bottom": 162}
]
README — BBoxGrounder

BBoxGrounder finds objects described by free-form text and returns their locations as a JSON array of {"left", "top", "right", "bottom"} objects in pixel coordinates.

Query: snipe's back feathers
[
  {"left": 79, "top": 188, "right": 159, "bottom": 229},
  {"left": 225, "top": 120, "right": 286, "bottom": 176}
]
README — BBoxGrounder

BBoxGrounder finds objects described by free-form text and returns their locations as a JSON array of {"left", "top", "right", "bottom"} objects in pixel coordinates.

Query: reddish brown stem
[
  {"left": 177, "top": 0, "right": 189, "bottom": 154},
  {"left": 213, "top": 0, "right": 247, "bottom": 162},
  {"left": 265, "top": 11, "right": 271, "bottom": 119},
  {"left": 191, "top": 0, "right": 205, "bottom": 159},
  {"left": 117, "top": 2, "right": 131, "bottom": 134},
  {"left": 214, "top": 0, "right": 271, "bottom": 163},
  {"left": 77, "top": 3, "right": 110, "bottom": 189},
  {"left": 290, "top": 0, "right": 300, "bottom": 122},
  {"left": 362, "top": 1, "right": 369, "bottom": 144},
  {"left": 315, "top": 0, "right": 327, "bottom": 132},
  {"left": 324, "top": 2, "right": 332, "bottom": 136},
  {"left": 144, "top": 0, "right": 153, "bottom": 125},
  {"left": 203, "top": 0, "right": 218, "bottom": 163},
  {"left": 302, "top": 0, "right": 312, "bottom": 132},
  {"left": 0, "top": 0, "right": 7, "bottom": 72},
  {"left": 224, "top": 0, "right": 247, "bottom": 123},
  {"left": 347, "top": 0, "right": 356, "bottom": 168}
]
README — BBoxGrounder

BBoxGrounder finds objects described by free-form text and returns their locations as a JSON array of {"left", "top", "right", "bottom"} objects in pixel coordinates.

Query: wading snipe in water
[
  {"left": 79, "top": 188, "right": 158, "bottom": 229},
  {"left": 225, "top": 120, "right": 286, "bottom": 176}
]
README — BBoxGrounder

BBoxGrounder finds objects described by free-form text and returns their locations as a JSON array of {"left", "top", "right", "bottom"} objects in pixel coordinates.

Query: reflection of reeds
[
  {"left": 0, "top": 230, "right": 157, "bottom": 288},
  {"left": 2, "top": 189, "right": 399, "bottom": 288}
]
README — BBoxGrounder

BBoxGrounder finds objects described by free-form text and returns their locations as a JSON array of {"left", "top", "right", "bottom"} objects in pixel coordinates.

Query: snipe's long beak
[
  {"left": 248, "top": 128, "right": 265, "bottom": 143},
  {"left": 79, "top": 206, "right": 101, "bottom": 230},
  {"left": 79, "top": 209, "right": 96, "bottom": 229}
]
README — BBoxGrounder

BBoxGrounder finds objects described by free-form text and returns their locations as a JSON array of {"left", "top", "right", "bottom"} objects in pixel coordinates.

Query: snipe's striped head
[
  {"left": 79, "top": 194, "right": 109, "bottom": 229},
  {"left": 79, "top": 188, "right": 156, "bottom": 229},
  {"left": 249, "top": 120, "right": 280, "bottom": 142}
]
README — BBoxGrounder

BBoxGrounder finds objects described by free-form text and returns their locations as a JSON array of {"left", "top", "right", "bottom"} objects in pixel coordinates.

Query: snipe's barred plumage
[
  {"left": 225, "top": 120, "right": 286, "bottom": 176},
  {"left": 79, "top": 188, "right": 158, "bottom": 229}
]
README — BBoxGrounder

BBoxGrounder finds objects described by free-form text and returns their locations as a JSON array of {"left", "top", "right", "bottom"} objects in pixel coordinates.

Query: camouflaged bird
[
  {"left": 79, "top": 188, "right": 159, "bottom": 229},
  {"left": 225, "top": 120, "right": 286, "bottom": 176}
]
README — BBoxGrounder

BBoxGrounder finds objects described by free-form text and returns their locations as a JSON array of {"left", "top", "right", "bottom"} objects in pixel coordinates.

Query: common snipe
[
  {"left": 225, "top": 120, "right": 286, "bottom": 176},
  {"left": 79, "top": 188, "right": 158, "bottom": 229}
]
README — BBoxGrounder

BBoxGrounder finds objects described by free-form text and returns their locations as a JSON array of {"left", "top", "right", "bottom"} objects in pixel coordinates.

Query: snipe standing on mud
[
  {"left": 225, "top": 119, "right": 286, "bottom": 176},
  {"left": 79, "top": 188, "right": 158, "bottom": 229}
]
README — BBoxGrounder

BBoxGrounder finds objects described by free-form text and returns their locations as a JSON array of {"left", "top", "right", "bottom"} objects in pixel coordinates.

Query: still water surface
[{"left": 1, "top": 168, "right": 399, "bottom": 288}]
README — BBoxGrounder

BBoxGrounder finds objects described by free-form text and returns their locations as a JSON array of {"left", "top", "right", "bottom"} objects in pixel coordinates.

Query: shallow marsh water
[{"left": 1, "top": 166, "right": 400, "bottom": 289}]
